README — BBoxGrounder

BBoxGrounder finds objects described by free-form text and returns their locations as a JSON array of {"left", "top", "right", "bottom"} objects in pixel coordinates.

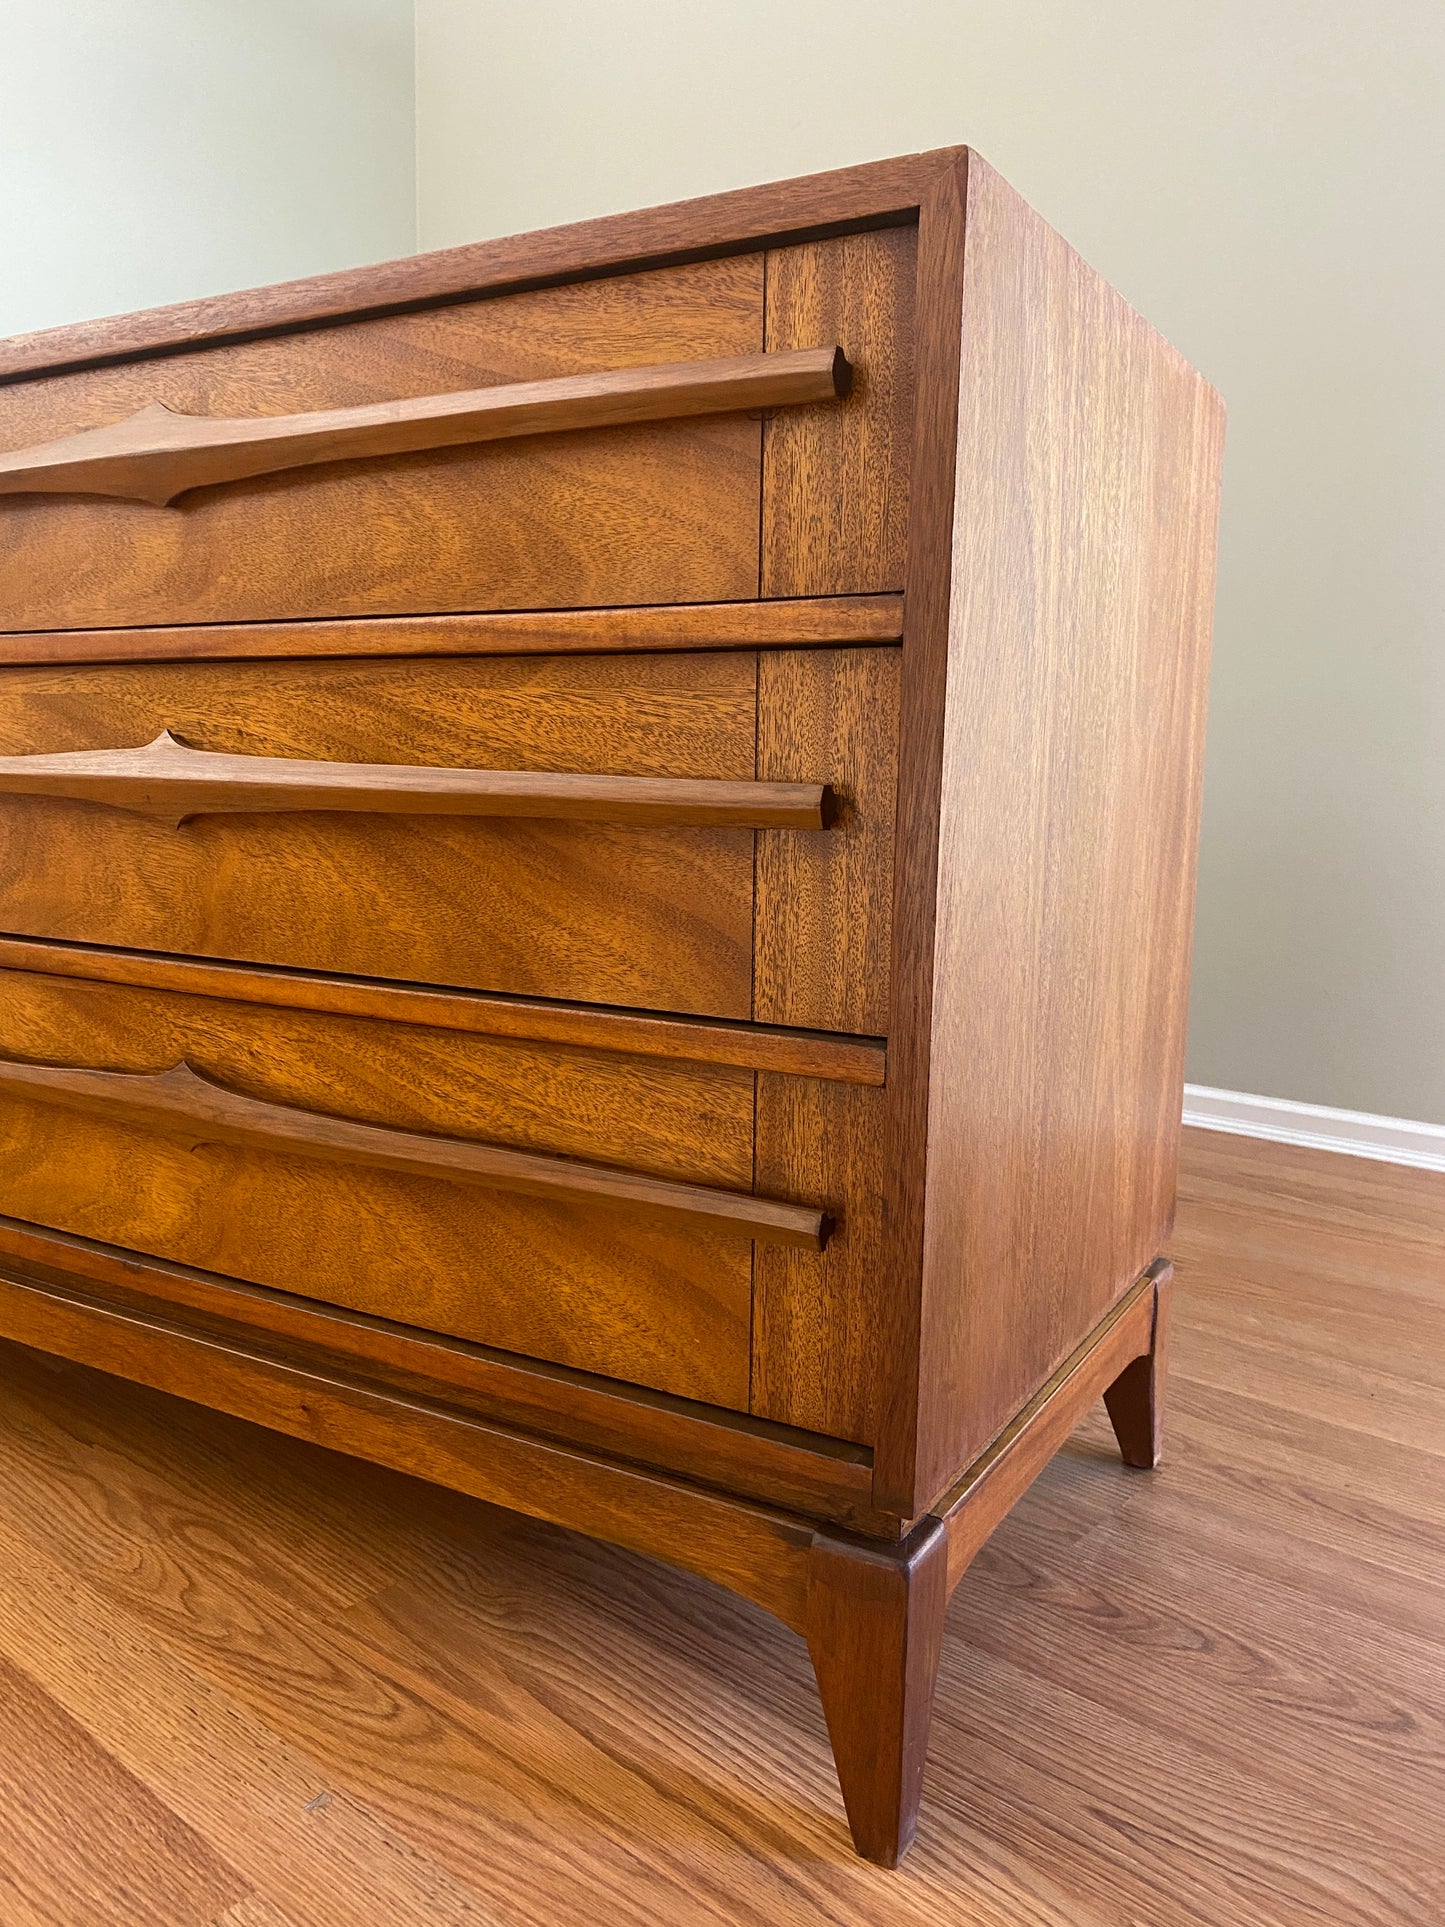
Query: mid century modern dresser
[{"left": 0, "top": 149, "right": 1222, "bottom": 1864}]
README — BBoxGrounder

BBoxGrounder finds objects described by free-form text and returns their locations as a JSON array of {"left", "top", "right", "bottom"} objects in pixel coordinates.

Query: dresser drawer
[
  {"left": 0, "top": 230, "right": 917, "bottom": 633},
  {"left": 0, "top": 970, "right": 826, "bottom": 1407},
  {"left": 0, "top": 257, "right": 770, "bottom": 630},
  {"left": 0, "top": 646, "right": 898, "bottom": 1030}
]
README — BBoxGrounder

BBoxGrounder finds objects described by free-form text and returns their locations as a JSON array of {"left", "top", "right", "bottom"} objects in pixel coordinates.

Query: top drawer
[
  {"left": 0, "top": 228, "right": 915, "bottom": 630},
  {"left": 0, "top": 258, "right": 768, "bottom": 630}
]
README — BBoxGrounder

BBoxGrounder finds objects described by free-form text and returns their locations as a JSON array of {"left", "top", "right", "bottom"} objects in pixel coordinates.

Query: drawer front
[
  {"left": 0, "top": 229, "right": 915, "bottom": 634},
  {"left": 0, "top": 645, "right": 898, "bottom": 1031},
  {"left": 763, "top": 226, "right": 917, "bottom": 597},
  {"left": 0, "top": 971, "right": 782, "bottom": 1406},
  {"left": 0, "top": 257, "right": 766, "bottom": 629},
  {"left": 0, "top": 651, "right": 757, "bottom": 1018}
]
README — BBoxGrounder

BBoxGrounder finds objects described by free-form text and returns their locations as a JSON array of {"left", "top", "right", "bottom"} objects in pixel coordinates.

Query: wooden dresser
[{"left": 0, "top": 150, "right": 1222, "bottom": 1864}]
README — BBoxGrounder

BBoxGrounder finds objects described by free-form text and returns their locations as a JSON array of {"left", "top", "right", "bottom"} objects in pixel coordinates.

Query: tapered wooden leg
[
  {"left": 804, "top": 1518, "right": 949, "bottom": 1866},
  {"left": 1103, "top": 1262, "right": 1172, "bottom": 1468}
]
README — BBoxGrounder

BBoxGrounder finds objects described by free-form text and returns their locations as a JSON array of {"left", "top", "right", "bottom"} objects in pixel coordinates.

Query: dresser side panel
[{"left": 915, "top": 158, "right": 1224, "bottom": 1498}]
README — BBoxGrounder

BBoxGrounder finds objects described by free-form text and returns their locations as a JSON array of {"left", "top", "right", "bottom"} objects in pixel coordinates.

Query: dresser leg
[
  {"left": 804, "top": 1518, "right": 949, "bottom": 1866},
  {"left": 1103, "top": 1263, "right": 1172, "bottom": 1468}
]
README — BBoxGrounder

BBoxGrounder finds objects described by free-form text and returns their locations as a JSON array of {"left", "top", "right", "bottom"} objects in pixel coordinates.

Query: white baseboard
[{"left": 1182, "top": 1084, "right": 1445, "bottom": 1172}]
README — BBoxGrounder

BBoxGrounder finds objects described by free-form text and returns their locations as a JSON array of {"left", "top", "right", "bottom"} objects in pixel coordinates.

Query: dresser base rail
[
  {"left": 0, "top": 1243, "right": 1167, "bottom": 1866},
  {"left": 0, "top": 1213, "right": 878, "bottom": 1526}
]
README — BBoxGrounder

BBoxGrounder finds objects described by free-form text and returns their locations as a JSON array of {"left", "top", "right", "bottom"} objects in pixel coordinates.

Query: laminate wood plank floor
[{"left": 0, "top": 1127, "right": 1438, "bottom": 1925}]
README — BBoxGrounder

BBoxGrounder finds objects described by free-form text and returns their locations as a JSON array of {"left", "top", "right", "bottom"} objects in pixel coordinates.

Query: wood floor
[{"left": 0, "top": 1126, "right": 1438, "bottom": 1926}]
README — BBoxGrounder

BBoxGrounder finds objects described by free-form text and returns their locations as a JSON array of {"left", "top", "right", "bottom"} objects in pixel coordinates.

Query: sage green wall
[
  {"left": 415, "top": 0, "right": 1445, "bottom": 1124},
  {"left": 5, "top": 4, "right": 1438, "bottom": 1122},
  {"left": 0, "top": 0, "right": 415, "bottom": 338}
]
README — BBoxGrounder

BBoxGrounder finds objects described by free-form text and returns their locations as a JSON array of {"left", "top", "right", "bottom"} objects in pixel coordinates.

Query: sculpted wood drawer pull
[
  {"left": 0, "top": 730, "right": 836, "bottom": 829},
  {"left": 0, "top": 1057, "right": 831, "bottom": 1251},
  {"left": 0, "top": 344, "right": 852, "bottom": 506}
]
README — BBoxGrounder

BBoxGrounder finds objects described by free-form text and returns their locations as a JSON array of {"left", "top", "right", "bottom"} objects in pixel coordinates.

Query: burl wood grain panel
[
  {"left": 0, "top": 257, "right": 764, "bottom": 629},
  {"left": 0, "top": 652, "right": 758, "bottom": 1019},
  {"left": 754, "top": 646, "right": 899, "bottom": 1035},
  {"left": 912, "top": 159, "right": 1225, "bottom": 1497},
  {"left": 0, "top": 970, "right": 756, "bottom": 1407},
  {"left": 762, "top": 227, "right": 916, "bottom": 597}
]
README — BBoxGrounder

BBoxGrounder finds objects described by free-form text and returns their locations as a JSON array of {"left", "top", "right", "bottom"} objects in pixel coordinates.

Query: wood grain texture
[
  {"left": 0, "top": 1245, "right": 1157, "bottom": 1876},
  {"left": 0, "top": 1055, "right": 826, "bottom": 1251},
  {"left": 0, "top": 345, "right": 847, "bottom": 505},
  {"left": 0, "top": 593, "right": 904, "bottom": 668},
  {"left": 0, "top": 257, "right": 765, "bottom": 628},
  {"left": 806, "top": 1522, "right": 949, "bottom": 1867},
  {"left": 0, "top": 651, "right": 759, "bottom": 1018},
  {"left": 899, "top": 155, "right": 1225, "bottom": 1506},
  {"left": 0, "top": 1213, "right": 882, "bottom": 1529},
  {"left": 754, "top": 645, "right": 899, "bottom": 1033},
  {"left": 0, "top": 647, "right": 888, "bottom": 1025},
  {"left": 933, "top": 1269, "right": 1161, "bottom": 1595},
  {"left": 0, "top": 1268, "right": 818, "bottom": 1632},
  {"left": 0, "top": 1649, "right": 247, "bottom": 1926},
  {"left": 0, "top": 936, "right": 887, "bottom": 1085},
  {"left": 763, "top": 227, "right": 917, "bottom": 595},
  {"left": 752, "top": 1075, "right": 886, "bottom": 1444},
  {"left": 0, "top": 727, "right": 833, "bottom": 829},
  {"left": 0, "top": 970, "right": 764, "bottom": 1405},
  {"left": 866, "top": 153, "right": 973, "bottom": 1518},
  {"left": 0, "top": 1498, "right": 526, "bottom": 1927},
  {"left": 0, "top": 1132, "right": 1424, "bottom": 1919}
]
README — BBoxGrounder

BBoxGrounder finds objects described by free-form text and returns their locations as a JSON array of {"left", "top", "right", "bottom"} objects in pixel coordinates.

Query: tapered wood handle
[
  {"left": 0, "top": 1058, "right": 831, "bottom": 1250},
  {"left": 0, "top": 345, "right": 851, "bottom": 506},
  {"left": 0, "top": 731, "right": 835, "bottom": 829}
]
